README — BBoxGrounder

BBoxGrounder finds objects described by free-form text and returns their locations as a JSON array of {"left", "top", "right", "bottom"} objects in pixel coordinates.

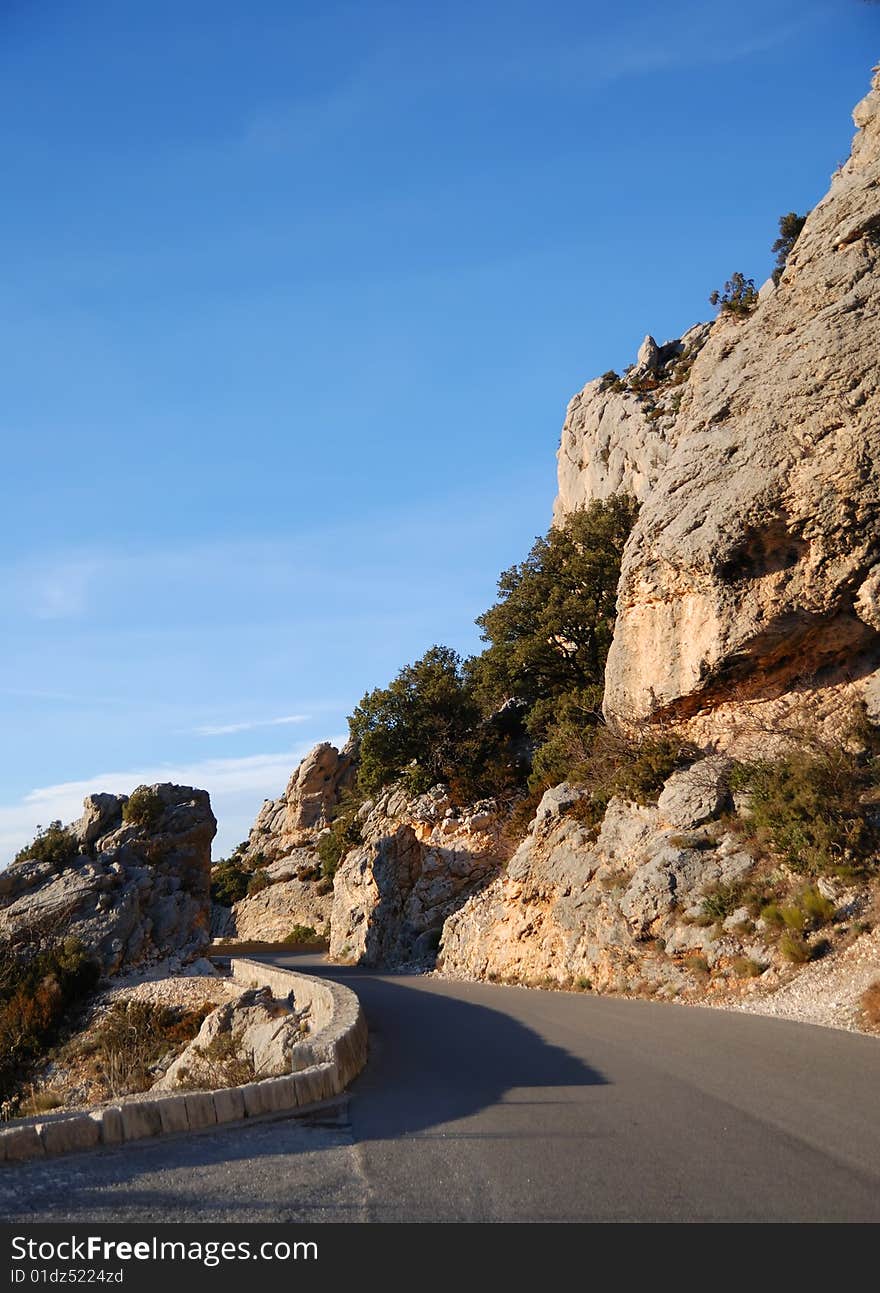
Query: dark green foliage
[
  {"left": 771, "top": 211, "right": 808, "bottom": 285},
  {"left": 350, "top": 646, "right": 484, "bottom": 798},
  {"left": 210, "top": 858, "right": 250, "bottom": 907},
  {"left": 342, "top": 499, "right": 639, "bottom": 813},
  {"left": 0, "top": 938, "right": 100, "bottom": 1103},
  {"left": 709, "top": 272, "right": 759, "bottom": 316},
  {"left": 14, "top": 821, "right": 78, "bottom": 869},
  {"left": 282, "top": 925, "right": 323, "bottom": 947},
  {"left": 607, "top": 733, "right": 697, "bottom": 806},
  {"left": 472, "top": 496, "right": 639, "bottom": 714},
  {"left": 317, "top": 790, "right": 364, "bottom": 878},
  {"left": 701, "top": 881, "right": 747, "bottom": 921},
  {"left": 122, "top": 786, "right": 164, "bottom": 830},
  {"left": 246, "top": 868, "right": 272, "bottom": 897},
  {"left": 730, "top": 734, "right": 880, "bottom": 875}
]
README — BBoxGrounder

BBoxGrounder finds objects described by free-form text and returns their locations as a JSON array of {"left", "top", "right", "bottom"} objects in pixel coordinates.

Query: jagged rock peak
[{"left": 553, "top": 321, "right": 711, "bottom": 518}]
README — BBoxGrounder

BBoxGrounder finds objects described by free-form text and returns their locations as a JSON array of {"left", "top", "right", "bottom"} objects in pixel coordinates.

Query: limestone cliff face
[
  {"left": 438, "top": 764, "right": 782, "bottom": 993},
  {"left": 554, "top": 323, "right": 711, "bottom": 518},
  {"left": 594, "top": 69, "right": 880, "bottom": 729},
  {"left": 0, "top": 785, "right": 216, "bottom": 974}
]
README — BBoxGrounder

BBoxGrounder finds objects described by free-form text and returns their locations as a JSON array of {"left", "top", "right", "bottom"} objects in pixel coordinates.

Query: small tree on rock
[
  {"left": 771, "top": 211, "right": 808, "bottom": 285},
  {"left": 709, "top": 272, "right": 758, "bottom": 317}
]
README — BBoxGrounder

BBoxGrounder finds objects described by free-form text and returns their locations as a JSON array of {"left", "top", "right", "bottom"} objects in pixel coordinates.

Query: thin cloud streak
[{"left": 194, "top": 714, "right": 310, "bottom": 736}]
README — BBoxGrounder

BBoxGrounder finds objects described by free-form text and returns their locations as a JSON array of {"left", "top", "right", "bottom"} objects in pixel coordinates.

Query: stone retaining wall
[{"left": 0, "top": 962, "right": 367, "bottom": 1165}]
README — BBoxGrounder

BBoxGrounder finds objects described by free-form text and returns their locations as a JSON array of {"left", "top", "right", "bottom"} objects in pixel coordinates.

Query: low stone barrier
[{"left": 0, "top": 962, "right": 367, "bottom": 1165}]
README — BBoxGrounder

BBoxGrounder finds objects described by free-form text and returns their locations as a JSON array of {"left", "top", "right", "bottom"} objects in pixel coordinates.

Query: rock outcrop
[
  {"left": 592, "top": 69, "right": 880, "bottom": 731},
  {"left": 228, "top": 860, "right": 332, "bottom": 943},
  {"left": 440, "top": 763, "right": 782, "bottom": 993},
  {"left": 554, "top": 323, "right": 711, "bottom": 518},
  {"left": 154, "top": 985, "right": 308, "bottom": 1090},
  {"left": 0, "top": 785, "right": 216, "bottom": 974},
  {"left": 211, "top": 742, "right": 354, "bottom": 942},
  {"left": 329, "top": 786, "right": 513, "bottom": 965},
  {"left": 244, "top": 742, "right": 357, "bottom": 859}
]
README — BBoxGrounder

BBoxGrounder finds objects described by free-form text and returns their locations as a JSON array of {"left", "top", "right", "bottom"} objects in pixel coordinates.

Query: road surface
[{"left": 3, "top": 954, "right": 880, "bottom": 1222}]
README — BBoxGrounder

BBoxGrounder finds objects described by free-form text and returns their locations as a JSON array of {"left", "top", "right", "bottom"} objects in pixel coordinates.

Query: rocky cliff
[
  {"left": 329, "top": 786, "right": 513, "bottom": 965},
  {"left": 572, "top": 69, "right": 880, "bottom": 735},
  {"left": 225, "top": 73, "right": 880, "bottom": 1031},
  {"left": 0, "top": 785, "right": 216, "bottom": 974},
  {"left": 212, "top": 742, "right": 355, "bottom": 941}
]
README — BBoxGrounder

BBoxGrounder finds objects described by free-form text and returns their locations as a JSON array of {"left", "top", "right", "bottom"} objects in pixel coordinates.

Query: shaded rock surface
[
  {"left": 329, "top": 787, "right": 513, "bottom": 966},
  {"left": 0, "top": 785, "right": 216, "bottom": 974}
]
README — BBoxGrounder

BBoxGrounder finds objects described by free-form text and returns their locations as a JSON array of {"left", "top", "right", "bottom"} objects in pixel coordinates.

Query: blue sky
[{"left": 1, "top": 0, "right": 876, "bottom": 858}]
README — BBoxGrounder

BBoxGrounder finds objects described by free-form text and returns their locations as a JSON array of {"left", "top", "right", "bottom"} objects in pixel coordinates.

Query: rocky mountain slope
[
  {"left": 0, "top": 785, "right": 216, "bottom": 974},
  {"left": 223, "top": 69, "right": 880, "bottom": 1032}
]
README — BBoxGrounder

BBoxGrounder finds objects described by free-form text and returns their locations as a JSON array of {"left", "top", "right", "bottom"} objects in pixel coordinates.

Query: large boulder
[
  {"left": 154, "top": 985, "right": 308, "bottom": 1090},
  {"left": 329, "top": 786, "right": 511, "bottom": 966},
  {"left": 0, "top": 785, "right": 216, "bottom": 974}
]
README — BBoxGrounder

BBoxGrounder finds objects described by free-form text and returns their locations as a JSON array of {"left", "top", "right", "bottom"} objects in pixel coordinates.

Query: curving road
[{"left": 3, "top": 953, "right": 880, "bottom": 1222}]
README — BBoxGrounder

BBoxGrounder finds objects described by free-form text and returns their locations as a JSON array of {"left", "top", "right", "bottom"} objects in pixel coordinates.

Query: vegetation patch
[
  {"left": 122, "top": 786, "right": 164, "bottom": 830},
  {"left": 729, "top": 727, "right": 880, "bottom": 876},
  {"left": 14, "top": 822, "right": 78, "bottom": 869},
  {"left": 0, "top": 938, "right": 100, "bottom": 1108}
]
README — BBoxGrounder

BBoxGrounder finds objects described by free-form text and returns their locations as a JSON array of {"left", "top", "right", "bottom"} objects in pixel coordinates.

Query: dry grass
[{"left": 860, "top": 980, "right": 880, "bottom": 1026}]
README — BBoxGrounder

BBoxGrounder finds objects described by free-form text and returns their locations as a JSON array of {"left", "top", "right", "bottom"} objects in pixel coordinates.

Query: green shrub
[
  {"left": 473, "top": 495, "right": 639, "bottom": 716},
  {"left": 122, "top": 786, "right": 164, "bottom": 830},
  {"left": 281, "top": 925, "right": 322, "bottom": 946},
  {"left": 709, "top": 271, "right": 759, "bottom": 316},
  {"left": 798, "top": 884, "right": 836, "bottom": 928},
  {"left": 729, "top": 735, "right": 880, "bottom": 875},
  {"left": 771, "top": 211, "right": 808, "bottom": 285},
  {"left": 701, "top": 882, "right": 746, "bottom": 921},
  {"left": 317, "top": 789, "right": 364, "bottom": 879},
  {"left": 14, "top": 821, "right": 78, "bottom": 869},
  {"left": 0, "top": 938, "right": 100, "bottom": 1104},
  {"left": 686, "top": 954, "right": 710, "bottom": 975},
  {"left": 732, "top": 957, "right": 765, "bottom": 978},
  {"left": 246, "top": 868, "right": 272, "bottom": 897},
  {"left": 779, "top": 932, "right": 811, "bottom": 964},
  {"left": 780, "top": 904, "right": 807, "bottom": 932},
  {"left": 760, "top": 903, "right": 785, "bottom": 929},
  {"left": 210, "top": 859, "right": 250, "bottom": 907}
]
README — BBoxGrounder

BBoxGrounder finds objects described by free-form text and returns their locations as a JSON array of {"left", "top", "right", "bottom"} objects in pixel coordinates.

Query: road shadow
[
  {"left": 0, "top": 957, "right": 607, "bottom": 1219},
  {"left": 266, "top": 954, "right": 607, "bottom": 1142}
]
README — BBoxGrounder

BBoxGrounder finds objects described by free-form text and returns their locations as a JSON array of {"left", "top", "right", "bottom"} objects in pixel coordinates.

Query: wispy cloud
[
  {"left": 194, "top": 714, "right": 310, "bottom": 737},
  {"left": 25, "top": 557, "right": 103, "bottom": 621}
]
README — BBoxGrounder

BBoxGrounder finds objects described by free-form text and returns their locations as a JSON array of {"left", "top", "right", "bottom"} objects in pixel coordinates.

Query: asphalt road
[{"left": 3, "top": 954, "right": 880, "bottom": 1222}]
